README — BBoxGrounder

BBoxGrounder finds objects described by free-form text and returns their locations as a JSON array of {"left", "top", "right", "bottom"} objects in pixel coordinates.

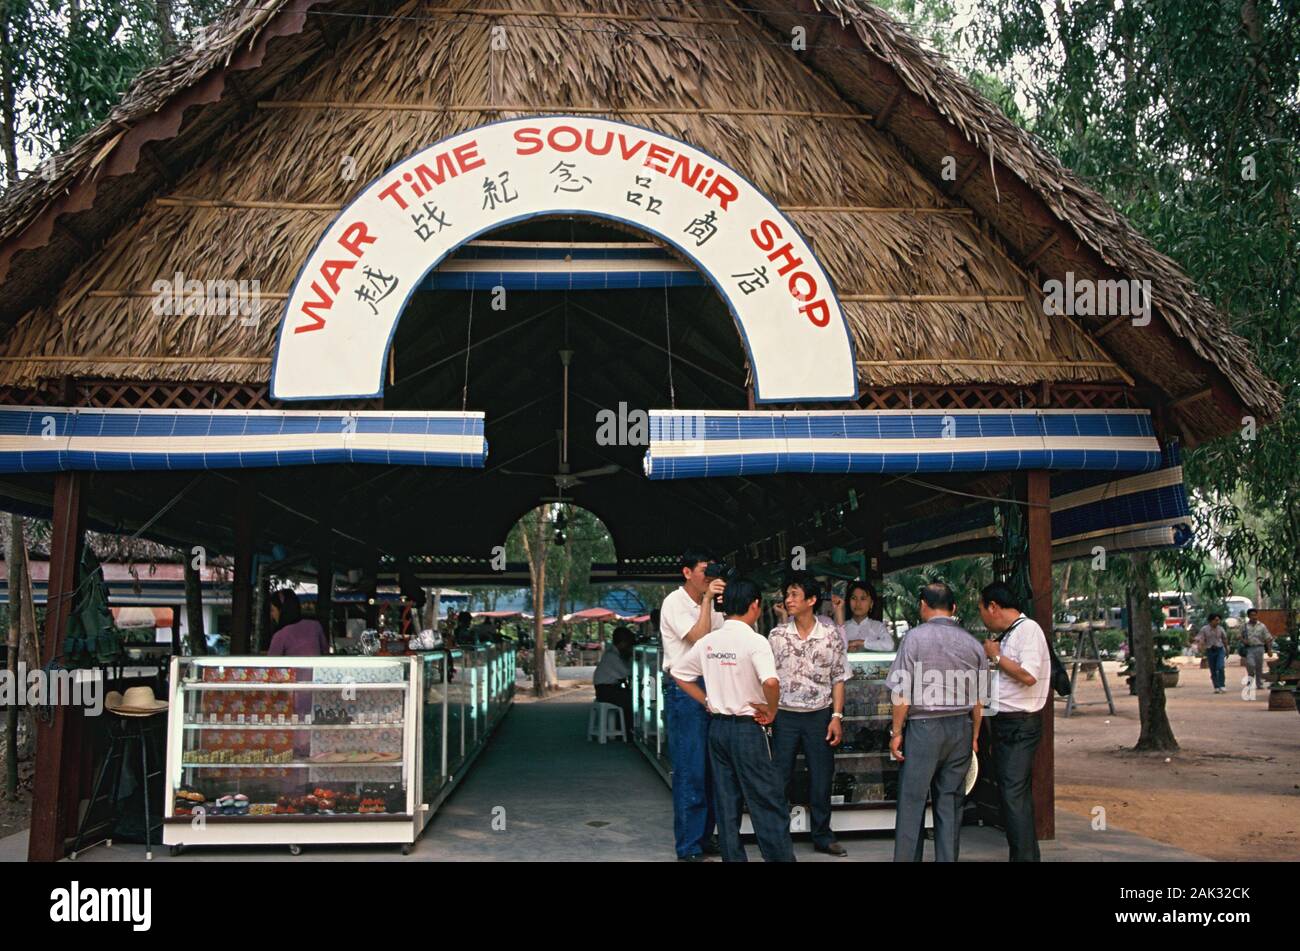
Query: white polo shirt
[
  {"left": 659, "top": 585, "right": 724, "bottom": 673},
  {"left": 841, "top": 616, "right": 894, "bottom": 652},
  {"left": 992, "top": 614, "right": 1051, "bottom": 714},
  {"left": 672, "top": 619, "right": 778, "bottom": 717}
]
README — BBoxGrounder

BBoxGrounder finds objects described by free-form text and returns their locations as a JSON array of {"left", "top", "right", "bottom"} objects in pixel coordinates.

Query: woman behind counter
[
  {"left": 834, "top": 580, "right": 895, "bottom": 652},
  {"left": 267, "top": 588, "right": 329, "bottom": 656}
]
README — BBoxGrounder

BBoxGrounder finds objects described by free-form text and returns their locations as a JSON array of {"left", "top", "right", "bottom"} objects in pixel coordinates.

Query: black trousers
[
  {"left": 595, "top": 682, "right": 632, "bottom": 738},
  {"left": 991, "top": 713, "right": 1043, "bottom": 862},
  {"left": 709, "top": 716, "right": 795, "bottom": 862},
  {"left": 772, "top": 707, "right": 836, "bottom": 848}
]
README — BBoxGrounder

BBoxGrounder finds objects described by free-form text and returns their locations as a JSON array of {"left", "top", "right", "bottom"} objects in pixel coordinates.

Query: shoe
[
  {"left": 677, "top": 852, "right": 708, "bottom": 862},
  {"left": 814, "top": 841, "right": 848, "bottom": 857},
  {"left": 700, "top": 836, "right": 722, "bottom": 856}
]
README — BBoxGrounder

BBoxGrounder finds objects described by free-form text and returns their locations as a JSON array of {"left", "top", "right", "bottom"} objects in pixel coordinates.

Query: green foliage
[
  {"left": 2, "top": 0, "right": 228, "bottom": 181},
  {"left": 967, "top": 0, "right": 1300, "bottom": 618}
]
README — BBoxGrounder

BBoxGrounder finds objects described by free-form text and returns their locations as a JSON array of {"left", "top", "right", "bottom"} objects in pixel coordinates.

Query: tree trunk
[
  {"left": 1129, "top": 553, "right": 1178, "bottom": 751},
  {"left": 0, "top": 3, "right": 19, "bottom": 187},
  {"left": 154, "top": 0, "right": 176, "bottom": 57},
  {"left": 183, "top": 547, "right": 206, "bottom": 655},
  {"left": 520, "top": 506, "right": 550, "bottom": 698}
]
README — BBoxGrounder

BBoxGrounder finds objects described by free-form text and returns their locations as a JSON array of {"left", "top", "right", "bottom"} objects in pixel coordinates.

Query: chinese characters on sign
[{"left": 355, "top": 267, "right": 399, "bottom": 315}]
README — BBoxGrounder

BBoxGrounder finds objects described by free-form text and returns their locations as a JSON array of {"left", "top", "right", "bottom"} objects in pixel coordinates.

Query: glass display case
[
  {"left": 163, "top": 647, "right": 515, "bottom": 855},
  {"left": 631, "top": 644, "right": 669, "bottom": 780}
]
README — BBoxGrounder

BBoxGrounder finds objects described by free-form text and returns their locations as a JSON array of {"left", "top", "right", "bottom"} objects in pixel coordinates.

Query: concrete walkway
[{"left": 0, "top": 690, "right": 1207, "bottom": 862}]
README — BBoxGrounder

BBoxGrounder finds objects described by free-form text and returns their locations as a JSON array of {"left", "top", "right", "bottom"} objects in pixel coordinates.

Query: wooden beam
[
  {"left": 1026, "top": 470, "right": 1056, "bottom": 842},
  {"left": 1094, "top": 314, "right": 1130, "bottom": 339},
  {"left": 430, "top": 6, "right": 740, "bottom": 25},
  {"left": 872, "top": 87, "right": 902, "bottom": 128},
  {"left": 1168, "top": 387, "right": 1213, "bottom": 413},
  {"left": 257, "top": 101, "right": 872, "bottom": 121},
  {"left": 1023, "top": 232, "right": 1059, "bottom": 266},
  {"left": 27, "top": 471, "right": 86, "bottom": 862}
]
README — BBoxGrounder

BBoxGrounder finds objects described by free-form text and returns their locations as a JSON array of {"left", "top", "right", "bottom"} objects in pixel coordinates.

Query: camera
[{"left": 703, "top": 562, "right": 732, "bottom": 612}]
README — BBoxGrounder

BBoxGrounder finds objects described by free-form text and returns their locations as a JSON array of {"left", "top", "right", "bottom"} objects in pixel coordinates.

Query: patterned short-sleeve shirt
[{"left": 768, "top": 616, "right": 851, "bottom": 712}]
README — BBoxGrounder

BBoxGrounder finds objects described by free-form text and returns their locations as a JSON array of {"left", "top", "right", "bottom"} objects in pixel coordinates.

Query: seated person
[{"left": 592, "top": 626, "right": 635, "bottom": 736}]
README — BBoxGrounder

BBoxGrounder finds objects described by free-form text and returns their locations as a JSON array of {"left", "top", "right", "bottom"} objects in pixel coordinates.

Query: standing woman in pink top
[{"left": 267, "top": 589, "right": 329, "bottom": 656}]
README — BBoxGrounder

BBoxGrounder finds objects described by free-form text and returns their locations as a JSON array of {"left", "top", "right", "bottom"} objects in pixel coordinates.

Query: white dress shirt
[
  {"left": 659, "top": 586, "right": 724, "bottom": 673},
  {"left": 992, "top": 614, "right": 1051, "bottom": 714}
]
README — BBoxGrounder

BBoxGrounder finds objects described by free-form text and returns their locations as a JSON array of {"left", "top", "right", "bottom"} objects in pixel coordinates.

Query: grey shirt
[
  {"left": 885, "top": 615, "right": 987, "bottom": 719},
  {"left": 1196, "top": 623, "right": 1228, "bottom": 651}
]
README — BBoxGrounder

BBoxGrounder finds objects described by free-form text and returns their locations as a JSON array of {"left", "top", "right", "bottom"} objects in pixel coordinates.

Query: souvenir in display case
[{"left": 163, "top": 648, "right": 515, "bottom": 855}]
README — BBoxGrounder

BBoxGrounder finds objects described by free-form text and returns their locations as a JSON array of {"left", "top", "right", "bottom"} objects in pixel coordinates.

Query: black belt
[
  {"left": 995, "top": 710, "right": 1041, "bottom": 720},
  {"left": 710, "top": 713, "right": 757, "bottom": 721}
]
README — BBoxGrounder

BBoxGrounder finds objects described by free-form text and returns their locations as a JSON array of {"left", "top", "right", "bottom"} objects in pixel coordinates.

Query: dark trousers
[
  {"left": 708, "top": 715, "right": 795, "bottom": 862},
  {"left": 664, "top": 679, "right": 715, "bottom": 858},
  {"left": 893, "top": 715, "right": 971, "bottom": 862},
  {"left": 595, "top": 682, "right": 632, "bottom": 738},
  {"left": 772, "top": 707, "right": 835, "bottom": 848},
  {"left": 991, "top": 713, "right": 1043, "bottom": 862},
  {"left": 1206, "top": 646, "right": 1226, "bottom": 690}
]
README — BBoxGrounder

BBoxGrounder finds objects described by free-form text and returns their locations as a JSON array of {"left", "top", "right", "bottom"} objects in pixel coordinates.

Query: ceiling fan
[{"left": 501, "top": 349, "right": 622, "bottom": 491}]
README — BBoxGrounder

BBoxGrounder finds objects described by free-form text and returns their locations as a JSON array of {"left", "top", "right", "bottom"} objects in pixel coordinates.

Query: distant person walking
[
  {"left": 1240, "top": 608, "right": 1275, "bottom": 692},
  {"left": 1195, "top": 614, "right": 1229, "bottom": 693}
]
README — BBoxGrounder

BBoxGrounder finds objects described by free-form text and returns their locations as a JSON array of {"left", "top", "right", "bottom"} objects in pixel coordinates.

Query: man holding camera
[
  {"left": 673, "top": 577, "right": 795, "bottom": 862},
  {"left": 659, "top": 549, "right": 725, "bottom": 861}
]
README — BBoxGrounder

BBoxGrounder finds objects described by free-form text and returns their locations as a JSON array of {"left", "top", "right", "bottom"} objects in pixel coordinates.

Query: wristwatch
[
  {"left": 831, "top": 711, "right": 844, "bottom": 720},
  {"left": 991, "top": 655, "right": 1002, "bottom": 668}
]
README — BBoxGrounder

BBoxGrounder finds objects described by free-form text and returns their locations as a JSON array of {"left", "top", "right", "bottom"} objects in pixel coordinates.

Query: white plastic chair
[{"left": 587, "top": 702, "right": 626, "bottom": 744}]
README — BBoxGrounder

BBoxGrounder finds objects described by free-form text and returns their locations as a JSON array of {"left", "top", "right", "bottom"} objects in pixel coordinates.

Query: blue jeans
[
  {"left": 709, "top": 715, "right": 795, "bottom": 862},
  {"left": 664, "top": 679, "right": 715, "bottom": 858},
  {"left": 1206, "top": 646, "right": 1226, "bottom": 689}
]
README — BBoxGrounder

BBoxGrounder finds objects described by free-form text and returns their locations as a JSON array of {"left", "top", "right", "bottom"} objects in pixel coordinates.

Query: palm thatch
[{"left": 0, "top": 0, "right": 1281, "bottom": 443}]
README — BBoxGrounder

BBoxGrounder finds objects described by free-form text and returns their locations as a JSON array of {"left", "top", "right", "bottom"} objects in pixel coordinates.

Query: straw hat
[{"left": 105, "top": 686, "right": 168, "bottom": 717}]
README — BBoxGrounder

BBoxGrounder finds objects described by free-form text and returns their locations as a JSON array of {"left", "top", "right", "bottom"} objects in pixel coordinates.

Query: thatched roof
[{"left": 0, "top": 0, "right": 1281, "bottom": 445}]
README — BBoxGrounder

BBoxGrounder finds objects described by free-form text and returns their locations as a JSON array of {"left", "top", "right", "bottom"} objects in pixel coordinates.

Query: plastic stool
[{"left": 587, "top": 702, "right": 626, "bottom": 744}]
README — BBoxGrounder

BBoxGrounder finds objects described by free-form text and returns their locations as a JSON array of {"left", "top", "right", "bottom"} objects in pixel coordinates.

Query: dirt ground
[{"left": 1054, "top": 655, "right": 1300, "bottom": 861}]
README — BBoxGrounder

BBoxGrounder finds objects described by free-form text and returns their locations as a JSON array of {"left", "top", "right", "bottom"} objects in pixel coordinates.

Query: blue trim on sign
[{"left": 269, "top": 115, "right": 858, "bottom": 404}]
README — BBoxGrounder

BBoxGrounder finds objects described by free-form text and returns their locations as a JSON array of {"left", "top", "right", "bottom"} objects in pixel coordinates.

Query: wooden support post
[
  {"left": 230, "top": 476, "right": 256, "bottom": 654},
  {"left": 1026, "top": 470, "right": 1056, "bottom": 841},
  {"left": 183, "top": 546, "right": 206, "bottom": 654},
  {"left": 27, "top": 471, "right": 86, "bottom": 862}
]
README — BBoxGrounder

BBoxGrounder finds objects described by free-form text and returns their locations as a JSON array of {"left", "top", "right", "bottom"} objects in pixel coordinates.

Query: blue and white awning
[
  {"left": 642, "top": 409, "right": 1163, "bottom": 479},
  {"left": 0, "top": 407, "right": 487, "bottom": 473},
  {"left": 879, "top": 443, "right": 1191, "bottom": 568},
  {"left": 1049, "top": 443, "right": 1191, "bottom": 560},
  {"left": 422, "top": 240, "right": 703, "bottom": 291}
]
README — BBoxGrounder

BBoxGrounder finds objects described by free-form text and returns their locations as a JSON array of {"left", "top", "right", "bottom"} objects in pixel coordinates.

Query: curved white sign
[{"left": 271, "top": 116, "right": 857, "bottom": 403}]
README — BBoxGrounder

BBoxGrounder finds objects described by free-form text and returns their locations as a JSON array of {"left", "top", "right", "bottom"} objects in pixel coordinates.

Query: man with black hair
[
  {"left": 769, "top": 572, "right": 850, "bottom": 856},
  {"left": 659, "top": 548, "right": 725, "bottom": 861},
  {"left": 673, "top": 577, "right": 794, "bottom": 862},
  {"left": 1240, "top": 608, "right": 1275, "bottom": 693},
  {"left": 1195, "top": 613, "right": 1229, "bottom": 693},
  {"left": 979, "top": 581, "right": 1050, "bottom": 862},
  {"left": 886, "top": 581, "right": 985, "bottom": 862}
]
